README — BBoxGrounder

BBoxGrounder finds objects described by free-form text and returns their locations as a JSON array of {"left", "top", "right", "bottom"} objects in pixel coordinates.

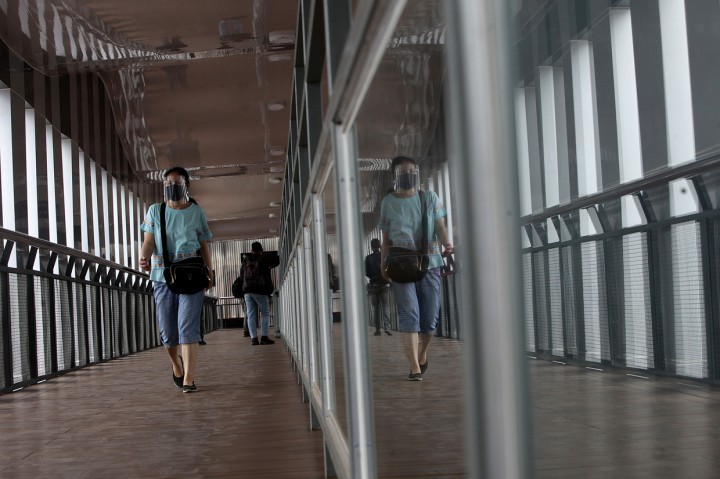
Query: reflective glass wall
[{"left": 516, "top": 1, "right": 720, "bottom": 381}]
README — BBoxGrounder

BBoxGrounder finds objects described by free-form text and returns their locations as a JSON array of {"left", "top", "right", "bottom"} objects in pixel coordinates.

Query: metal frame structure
[
  {"left": 278, "top": 1, "right": 529, "bottom": 478},
  {"left": 0, "top": 226, "right": 168, "bottom": 393},
  {"left": 522, "top": 170, "right": 720, "bottom": 383}
]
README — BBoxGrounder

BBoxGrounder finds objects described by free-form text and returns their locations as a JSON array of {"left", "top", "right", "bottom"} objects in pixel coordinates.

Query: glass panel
[
  {"left": 78, "top": 150, "right": 89, "bottom": 254},
  {"left": 323, "top": 167, "right": 346, "bottom": 437},
  {"left": 355, "top": 1, "right": 464, "bottom": 474},
  {"left": 0, "top": 88, "right": 15, "bottom": 234},
  {"left": 61, "top": 137, "right": 74, "bottom": 249},
  {"left": 25, "top": 109, "right": 40, "bottom": 240}
]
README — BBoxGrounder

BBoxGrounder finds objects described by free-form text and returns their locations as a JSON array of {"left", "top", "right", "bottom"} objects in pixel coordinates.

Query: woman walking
[{"left": 140, "top": 166, "right": 214, "bottom": 392}]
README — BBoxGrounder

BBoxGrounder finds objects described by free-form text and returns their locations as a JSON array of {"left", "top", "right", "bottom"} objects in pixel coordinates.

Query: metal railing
[
  {"left": 0, "top": 227, "right": 156, "bottom": 393},
  {"left": 520, "top": 161, "right": 720, "bottom": 383}
]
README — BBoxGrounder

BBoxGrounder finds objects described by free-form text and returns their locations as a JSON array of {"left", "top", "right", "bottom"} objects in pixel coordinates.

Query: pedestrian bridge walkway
[{"left": 1, "top": 327, "right": 719, "bottom": 478}]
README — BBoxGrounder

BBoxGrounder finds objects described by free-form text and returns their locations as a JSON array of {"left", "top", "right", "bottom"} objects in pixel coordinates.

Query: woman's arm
[
  {"left": 435, "top": 218, "right": 453, "bottom": 255},
  {"left": 139, "top": 232, "right": 155, "bottom": 271},
  {"left": 199, "top": 240, "right": 215, "bottom": 288}
]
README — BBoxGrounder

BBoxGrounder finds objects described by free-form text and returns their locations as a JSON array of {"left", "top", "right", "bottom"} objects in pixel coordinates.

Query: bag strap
[
  {"left": 419, "top": 190, "right": 427, "bottom": 255},
  {"left": 159, "top": 203, "right": 172, "bottom": 268}
]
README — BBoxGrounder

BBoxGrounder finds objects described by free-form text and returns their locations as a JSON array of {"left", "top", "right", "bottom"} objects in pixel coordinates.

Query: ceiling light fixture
[
  {"left": 268, "top": 177, "right": 282, "bottom": 184},
  {"left": 270, "top": 147, "right": 285, "bottom": 156},
  {"left": 268, "top": 213, "right": 277, "bottom": 218},
  {"left": 269, "top": 201, "right": 281, "bottom": 207},
  {"left": 268, "top": 53, "right": 292, "bottom": 62},
  {"left": 267, "top": 100, "right": 285, "bottom": 111},
  {"left": 268, "top": 31, "right": 295, "bottom": 45}
]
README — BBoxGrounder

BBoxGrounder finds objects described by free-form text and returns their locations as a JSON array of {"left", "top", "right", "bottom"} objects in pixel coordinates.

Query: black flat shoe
[
  {"left": 173, "top": 357, "right": 184, "bottom": 388},
  {"left": 420, "top": 360, "right": 428, "bottom": 375},
  {"left": 182, "top": 383, "right": 197, "bottom": 393},
  {"left": 173, "top": 372, "right": 184, "bottom": 388}
]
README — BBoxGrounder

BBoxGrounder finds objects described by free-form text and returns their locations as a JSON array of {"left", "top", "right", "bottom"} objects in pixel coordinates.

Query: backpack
[
  {"left": 231, "top": 276, "right": 243, "bottom": 298},
  {"left": 365, "top": 251, "right": 387, "bottom": 285},
  {"left": 243, "top": 254, "right": 267, "bottom": 292}
]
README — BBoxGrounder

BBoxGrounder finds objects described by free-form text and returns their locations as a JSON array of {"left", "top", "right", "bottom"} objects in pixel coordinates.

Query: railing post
[
  {"left": 444, "top": 1, "right": 532, "bottom": 478},
  {"left": 331, "top": 124, "right": 376, "bottom": 479}
]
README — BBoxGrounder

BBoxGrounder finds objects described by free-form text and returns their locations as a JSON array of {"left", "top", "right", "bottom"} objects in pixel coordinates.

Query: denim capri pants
[
  {"left": 390, "top": 267, "right": 441, "bottom": 334},
  {"left": 153, "top": 281, "right": 204, "bottom": 347}
]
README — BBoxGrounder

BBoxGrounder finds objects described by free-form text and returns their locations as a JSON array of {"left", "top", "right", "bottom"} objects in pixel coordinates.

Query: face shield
[
  {"left": 394, "top": 164, "right": 419, "bottom": 191},
  {"left": 163, "top": 177, "right": 188, "bottom": 203}
]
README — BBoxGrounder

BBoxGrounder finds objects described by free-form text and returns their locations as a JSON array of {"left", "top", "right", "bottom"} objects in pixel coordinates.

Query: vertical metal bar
[
  {"left": 444, "top": 1, "right": 532, "bottom": 478},
  {"left": 331, "top": 124, "right": 375, "bottom": 479},
  {"left": 303, "top": 226, "right": 319, "bottom": 389},
  {"left": 312, "top": 193, "right": 336, "bottom": 416},
  {"left": 274, "top": 290, "right": 282, "bottom": 337},
  {"left": 296, "top": 240, "right": 307, "bottom": 373}
]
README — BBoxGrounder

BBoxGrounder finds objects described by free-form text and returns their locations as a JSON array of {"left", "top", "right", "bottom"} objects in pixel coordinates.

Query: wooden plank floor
[
  {"left": 0, "top": 329, "right": 325, "bottom": 479},
  {"left": 2, "top": 327, "right": 720, "bottom": 478},
  {"left": 530, "top": 359, "right": 720, "bottom": 478},
  {"left": 350, "top": 331, "right": 720, "bottom": 478}
]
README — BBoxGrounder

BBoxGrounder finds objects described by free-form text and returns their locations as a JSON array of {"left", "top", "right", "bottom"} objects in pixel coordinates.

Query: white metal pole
[{"left": 444, "top": 1, "right": 533, "bottom": 478}]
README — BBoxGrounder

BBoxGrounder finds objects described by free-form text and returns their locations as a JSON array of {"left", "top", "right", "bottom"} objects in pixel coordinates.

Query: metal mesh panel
[
  {"left": 74, "top": 284, "right": 87, "bottom": 366},
  {"left": 120, "top": 291, "right": 133, "bottom": 354},
  {"left": 143, "top": 294, "right": 151, "bottom": 348},
  {"left": 86, "top": 285, "right": 98, "bottom": 363},
  {"left": 581, "top": 241, "right": 609, "bottom": 363},
  {"left": 101, "top": 288, "right": 112, "bottom": 360},
  {"left": 55, "top": 279, "right": 72, "bottom": 370},
  {"left": 560, "top": 246, "right": 577, "bottom": 356},
  {"left": 533, "top": 252, "right": 549, "bottom": 353},
  {"left": 0, "top": 272, "right": 5, "bottom": 386},
  {"left": 523, "top": 253, "right": 535, "bottom": 352},
  {"left": 130, "top": 294, "right": 140, "bottom": 351},
  {"left": 112, "top": 289, "right": 124, "bottom": 355},
  {"left": 10, "top": 273, "right": 30, "bottom": 383},
  {"left": 100, "top": 287, "right": 112, "bottom": 359},
  {"left": 622, "top": 233, "right": 654, "bottom": 370},
  {"left": 148, "top": 294, "right": 157, "bottom": 345},
  {"left": 0, "top": 253, "right": 155, "bottom": 389},
  {"left": 36, "top": 276, "right": 54, "bottom": 376},
  {"left": 671, "top": 222, "right": 707, "bottom": 379},
  {"left": 548, "top": 248, "right": 564, "bottom": 356}
]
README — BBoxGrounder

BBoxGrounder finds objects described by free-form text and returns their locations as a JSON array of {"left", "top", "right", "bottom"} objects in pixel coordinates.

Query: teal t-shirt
[
  {"left": 140, "top": 202, "right": 212, "bottom": 282},
  {"left": 379, "top": 190, "right": 447, "bottom": 269}
]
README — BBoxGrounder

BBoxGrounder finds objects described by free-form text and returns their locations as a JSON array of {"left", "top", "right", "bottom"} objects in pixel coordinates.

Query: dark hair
[
  {"left": 251, "top": 241, "right": 263, "bottom": 252},
  {"left": 163, "top": 166, "right": 190, "bottom": 185},
  {"left": 370, "top": 238, "right": 381, "bottom": 249},
  {"left": 390, "top": 156, "right": 417, "bottom": 170}
]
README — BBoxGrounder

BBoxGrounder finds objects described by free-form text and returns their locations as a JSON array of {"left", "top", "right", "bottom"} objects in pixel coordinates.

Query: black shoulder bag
[
  {"left": 384, "top": 190, "right": 430, "bottom": 283},
  {"left": 160, "top": 203, "right": 210, "bottom": 294}
]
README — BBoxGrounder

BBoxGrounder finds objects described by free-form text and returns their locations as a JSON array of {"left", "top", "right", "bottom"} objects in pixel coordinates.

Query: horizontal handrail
[
  {"left": 521, "top": 150, "right": 720, "bottom": 224},
  {"left": 0, "top": 226, "right": 146, "bottom": 277}
]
